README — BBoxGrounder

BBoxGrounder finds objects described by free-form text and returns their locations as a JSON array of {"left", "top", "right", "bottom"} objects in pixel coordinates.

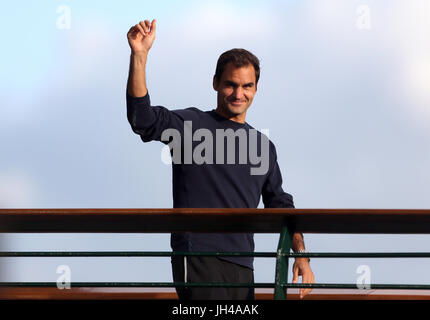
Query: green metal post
[{"left": 274, "top": 225, "right": 292, "bottom": 300}]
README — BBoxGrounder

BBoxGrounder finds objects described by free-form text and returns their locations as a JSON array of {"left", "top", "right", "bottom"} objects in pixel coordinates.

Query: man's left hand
[{"left": 292, "top": 258, "right": 315, "bottom": 299}]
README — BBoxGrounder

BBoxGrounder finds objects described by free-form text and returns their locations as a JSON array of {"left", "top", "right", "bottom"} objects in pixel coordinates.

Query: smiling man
[
  {"left": 126, "top": 19, "right": 314, "bottom": 300},
  {"left": 213, "top": 57, "right": 257, "bottom": 123}
]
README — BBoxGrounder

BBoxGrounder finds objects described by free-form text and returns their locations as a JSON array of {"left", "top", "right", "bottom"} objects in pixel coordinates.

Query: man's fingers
[
  {"left": 144, "top": 19, "right": 151, "bottom": 30},
  {"left": 136, "top": 23, "right": 146, "bottom": 37},
  {"left": 140, "top": 20, "right": 150, "bottom": 34},
  {"left": 299, "top": 285, "right": 311, "bottom": 299},
  {"left": 300, "top": 288, "right": 305, "bottom": 299},
  {"left": 127, "top": 26, "right": 137, "bottom": 37},
  {"left": 300, "top": 272, "right": 315, "bottom": 299},
  {"left": 301, "top": 288, "right": 311, "bottom": 299},
  {"left": 149, "top": 19, "right": 156, "bottom": 35},
  {"left": 292, "top": 266, "right": 299, "bottom": 284},
  {"left": 302, "top": 287, "right": 313, "bottom": 298},
  {"left": 131, "top": 19, "right": 156, "bottom": 37}
]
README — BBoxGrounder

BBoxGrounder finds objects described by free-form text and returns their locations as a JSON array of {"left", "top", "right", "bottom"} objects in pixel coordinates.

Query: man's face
[{"left": 213, "top": 62, "right": 257, "bottom": 123}]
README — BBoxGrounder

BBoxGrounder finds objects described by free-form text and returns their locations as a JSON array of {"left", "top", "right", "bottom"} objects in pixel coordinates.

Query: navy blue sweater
[{"left": 126, "top": 92, "right": 294, "bottom": 269}]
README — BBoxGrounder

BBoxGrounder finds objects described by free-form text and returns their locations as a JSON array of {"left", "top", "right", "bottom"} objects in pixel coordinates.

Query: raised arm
[
  {"left": 126, "top": 19, "right": 156, "bottom": 97},
  {"left": 125, "top": 19, "right": 195, "bottom": 143}
]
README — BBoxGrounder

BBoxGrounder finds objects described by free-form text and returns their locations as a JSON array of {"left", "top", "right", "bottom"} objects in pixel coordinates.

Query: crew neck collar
[{"left": 209, "top": 109, "right": 248, "bottom": 128}]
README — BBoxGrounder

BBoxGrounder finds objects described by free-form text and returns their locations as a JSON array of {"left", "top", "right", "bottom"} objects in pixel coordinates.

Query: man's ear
[{"left": 213, "top": 75, "right": 219, "bottom": 91}]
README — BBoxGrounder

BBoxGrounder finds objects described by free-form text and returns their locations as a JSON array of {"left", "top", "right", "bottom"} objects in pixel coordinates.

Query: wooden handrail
[
  {"left": 1, "top": 208, "right": 430, "bottom": 233},
  {"left": 1, "top": 287, "right": 430, "bottom": 300}
]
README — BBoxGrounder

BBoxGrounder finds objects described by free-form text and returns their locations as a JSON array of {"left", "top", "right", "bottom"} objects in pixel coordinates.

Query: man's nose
[{"left": 233, "top": 87, "right": 244, "bottom": 99}]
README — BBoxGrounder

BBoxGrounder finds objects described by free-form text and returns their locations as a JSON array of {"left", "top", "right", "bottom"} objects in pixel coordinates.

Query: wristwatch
[{"left": 297, "top": 249, "right": 310, "bottom": 262}]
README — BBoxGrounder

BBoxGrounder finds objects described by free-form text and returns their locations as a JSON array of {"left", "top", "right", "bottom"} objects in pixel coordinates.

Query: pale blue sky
[{"left": 1, "top": 0, "right": 430, "bottom": 288}]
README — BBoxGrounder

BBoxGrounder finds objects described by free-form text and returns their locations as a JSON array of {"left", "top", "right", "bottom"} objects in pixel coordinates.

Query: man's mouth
[{"left": 230, "top": 100, "right": 245, "bottom": 106}]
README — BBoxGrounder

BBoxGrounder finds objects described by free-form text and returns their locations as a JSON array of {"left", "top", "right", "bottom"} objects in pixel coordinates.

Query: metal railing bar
[
  {"left": 284, "top": 283, "right": 430, "bottom": 290},
  {"left": 0, "top": 282, "right": 275, "bottom": 288},
  {"left": 2, "top": 252, "right": 430, "bottom": 258},
  {"left": 288, "top": 252, "right": 430, "bottom": 258},
  {"left": 0, "top": 251, "right": 276, "bottom": 257},
  {"left": 2, "top": 282, "right": 430, "bottom": 290}
]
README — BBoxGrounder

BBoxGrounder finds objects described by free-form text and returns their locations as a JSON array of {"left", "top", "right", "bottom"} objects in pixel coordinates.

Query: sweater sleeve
[
  {"left": 126, "top": 92, "right": 187, "bottom": 143},
  {"left": 262, "top": 144, "right": 295, "bottom": 208}
]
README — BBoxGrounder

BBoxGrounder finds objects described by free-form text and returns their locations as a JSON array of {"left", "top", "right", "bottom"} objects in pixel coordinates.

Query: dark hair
[{"left": 214, "top": 48, "right": 260, "bottom": 84}]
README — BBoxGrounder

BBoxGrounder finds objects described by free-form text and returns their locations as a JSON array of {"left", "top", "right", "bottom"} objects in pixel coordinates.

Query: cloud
[
  {"left": 0, "top": 171, "right": 39, "bottom": 208},
  {"left": 389, "top": 1, "right": 430, "bottom": 121},
  {"left": 404, "top": 57, "right": 430, "bottom": 106},
  {"left": 302, "top": 0, "right": 430, "bottom": 124},
  {"left": 179, "top": 1, "right": 281, "bottom": 42}
]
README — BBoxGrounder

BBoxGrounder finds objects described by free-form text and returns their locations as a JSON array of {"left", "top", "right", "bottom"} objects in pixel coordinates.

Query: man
[{"left": 126, "top": 19, "right": 314, "bottom": 300}]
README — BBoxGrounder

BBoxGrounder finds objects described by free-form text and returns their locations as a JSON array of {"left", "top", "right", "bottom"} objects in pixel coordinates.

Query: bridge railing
[{"left": 1, "top": 208, "right": 430, "bottom": 299}]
